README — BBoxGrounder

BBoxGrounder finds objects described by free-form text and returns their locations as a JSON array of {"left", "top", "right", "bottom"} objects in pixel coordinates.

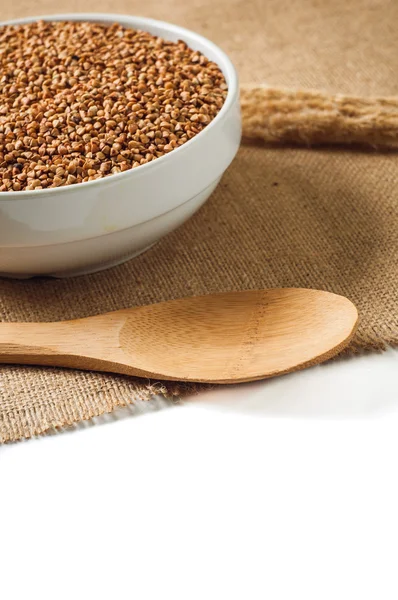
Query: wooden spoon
[{"left": 0, "top": 289, "right": 357, "bottom": 383}]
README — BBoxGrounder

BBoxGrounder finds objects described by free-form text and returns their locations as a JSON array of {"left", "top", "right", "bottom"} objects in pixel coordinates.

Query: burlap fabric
[{"left": 1, "top": 0, "right": 397, "bottom": 442}]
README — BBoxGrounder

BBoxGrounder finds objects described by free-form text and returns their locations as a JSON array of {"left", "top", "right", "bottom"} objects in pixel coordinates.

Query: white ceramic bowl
[{"left": 0, "top": 13, "right": 241, "bottom": 278}]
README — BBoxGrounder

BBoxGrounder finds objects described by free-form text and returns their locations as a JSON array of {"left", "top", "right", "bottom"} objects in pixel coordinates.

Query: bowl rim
[{"left": 0, "top": 12, "right": 239, "bottom": 201}]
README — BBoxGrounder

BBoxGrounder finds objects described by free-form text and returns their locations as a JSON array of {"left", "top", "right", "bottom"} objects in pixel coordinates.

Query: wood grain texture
[{"left": 0, "top": 289, "right": 358, "bottom": 383}]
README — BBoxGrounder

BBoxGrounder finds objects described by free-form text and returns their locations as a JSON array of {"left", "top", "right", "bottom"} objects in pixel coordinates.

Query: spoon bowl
[{"left": 0, "top": 289, "right": 358, "bottom": 383}]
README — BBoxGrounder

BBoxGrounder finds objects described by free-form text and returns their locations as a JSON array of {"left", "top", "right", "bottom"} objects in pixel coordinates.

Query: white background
[{"left": 1, "top": 349, "right": 398, "bottom": 600}]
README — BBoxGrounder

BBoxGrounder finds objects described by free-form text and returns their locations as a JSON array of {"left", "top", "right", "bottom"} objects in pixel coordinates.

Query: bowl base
[
  {"left": 0, "top": 177, "right": 221, "bottom": 279},
  {"left": 49, "top": 242, "right": 156, "bottom": 278},
  {"left": 0, "top": 243, "right": 156, "bottom": 279}
]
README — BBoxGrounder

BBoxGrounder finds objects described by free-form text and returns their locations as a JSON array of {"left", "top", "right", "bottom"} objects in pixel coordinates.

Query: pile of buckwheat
[{"left": 0, "top": 20, "right": 228, "bottom": 191}]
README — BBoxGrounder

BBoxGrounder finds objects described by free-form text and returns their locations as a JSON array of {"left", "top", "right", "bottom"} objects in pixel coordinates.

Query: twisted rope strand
[{"left": 241, "top": 85, "right": 398, "bottom": 148}]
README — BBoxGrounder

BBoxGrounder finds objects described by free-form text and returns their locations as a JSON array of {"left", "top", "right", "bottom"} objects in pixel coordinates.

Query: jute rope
[{"left": 241, "top": 85, "right": 398, "bottom": 148}]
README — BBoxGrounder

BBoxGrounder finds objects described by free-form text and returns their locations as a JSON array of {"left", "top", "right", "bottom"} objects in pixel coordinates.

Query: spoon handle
[
  {"left": 0, "top": 321, "right": 53, "bottom": 355},
  {"left": 0, "top": 321, "right": 80, "bottom": 367},
  {"left": 0, "top": 315, "right": 140, "bottom": 376}
]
